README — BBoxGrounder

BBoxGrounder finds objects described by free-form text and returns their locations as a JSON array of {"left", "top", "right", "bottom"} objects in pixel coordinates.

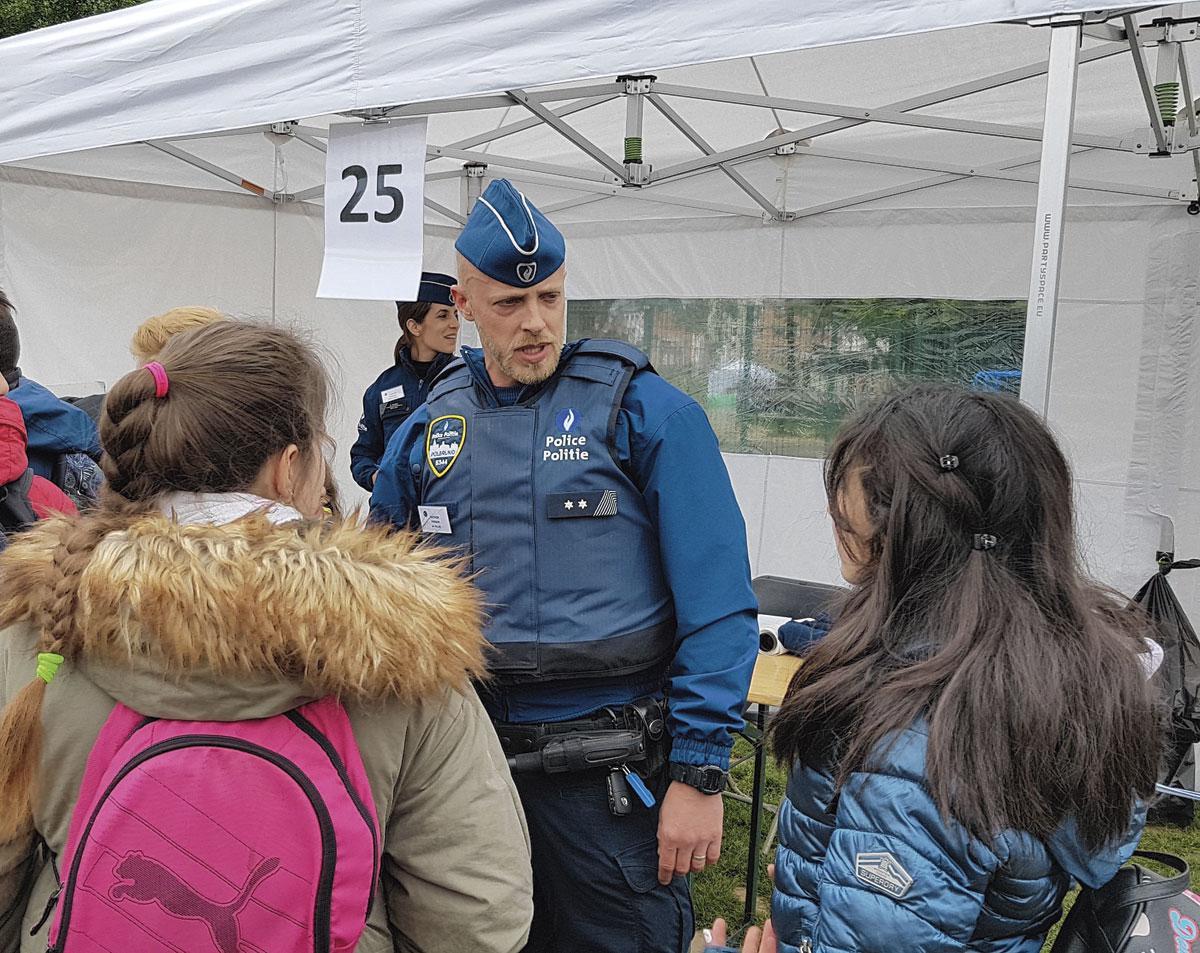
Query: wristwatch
[{"left": 668, "top": 763, "right": 728, "bottom": 795}]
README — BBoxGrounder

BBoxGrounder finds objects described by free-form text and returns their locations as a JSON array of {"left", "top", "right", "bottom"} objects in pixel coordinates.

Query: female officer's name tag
[
  {"left": 381, "top": 385, "right": 406, "bottom": 403},
  {"left": 417, "top": 505, "right": 452, "bottom": 534}
]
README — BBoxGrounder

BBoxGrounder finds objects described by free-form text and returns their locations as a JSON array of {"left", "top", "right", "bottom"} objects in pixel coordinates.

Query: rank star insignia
[{"left": 546, "top": 490, "right": 619, "bottom": 519}]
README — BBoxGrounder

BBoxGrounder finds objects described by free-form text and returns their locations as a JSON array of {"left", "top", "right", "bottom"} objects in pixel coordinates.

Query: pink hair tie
[{"left": 144, "top": 361, "right": 170, "bottom": 398}]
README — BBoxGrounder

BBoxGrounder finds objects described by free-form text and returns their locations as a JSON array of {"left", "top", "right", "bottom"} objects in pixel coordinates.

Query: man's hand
[{"left": 657, "top": 780, "right": 723, "bottom": 884}]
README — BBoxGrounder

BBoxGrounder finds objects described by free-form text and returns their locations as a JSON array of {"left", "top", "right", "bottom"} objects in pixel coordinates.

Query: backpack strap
[
  {"left": 1094, "top": 850, "right": 1192, "bottom": 910},
  {"left": 0, "top": 470, "right": 38, "bottom": 534},
  {"left": 1118, "top": 850, "right": 1192, "bottom": 905}
]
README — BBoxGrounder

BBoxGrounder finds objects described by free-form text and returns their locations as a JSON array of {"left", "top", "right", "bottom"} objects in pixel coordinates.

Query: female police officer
[{"left": 350, "top": 273, "right": 459, "bottom": 489}]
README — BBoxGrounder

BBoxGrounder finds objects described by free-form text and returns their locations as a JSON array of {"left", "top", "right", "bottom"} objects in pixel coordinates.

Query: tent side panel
[{"left": 0, "top": 177, "right": 275, "bottom": 397}]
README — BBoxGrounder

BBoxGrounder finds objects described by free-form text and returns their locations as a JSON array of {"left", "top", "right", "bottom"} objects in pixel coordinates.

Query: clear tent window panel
[{"left": 568, "top": 298, "right": 1026, "bottom": 457}]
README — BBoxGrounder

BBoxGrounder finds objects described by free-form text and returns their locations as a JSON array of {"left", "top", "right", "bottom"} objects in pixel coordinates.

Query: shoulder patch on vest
[
  {"left": 426, "top": 415, "right": 466, "bottom": 478},
  {"left": 855, "top": 851, "right": 913, "bottom": 899}
]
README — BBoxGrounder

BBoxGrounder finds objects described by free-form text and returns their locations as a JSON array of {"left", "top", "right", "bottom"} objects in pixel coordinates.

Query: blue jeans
[{"left": 515, "top": 764, "right": 694, "bottom": 953}]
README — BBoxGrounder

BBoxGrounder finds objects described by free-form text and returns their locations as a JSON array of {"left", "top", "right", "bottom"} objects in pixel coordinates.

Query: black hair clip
[
  {"left": 973, "top": 534, "right": 998, "bottom": 551},
  {"left": 939, "top": 454, "right": 959, "bottom": 471}
]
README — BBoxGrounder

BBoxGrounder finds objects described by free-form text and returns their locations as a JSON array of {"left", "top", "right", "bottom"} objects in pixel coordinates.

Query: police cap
[
  {"left": 454, "top": 179, "right": 565, "bottom": 288},
  {"left": 402, "top": 272, "right": 456, "bottom": 308}
]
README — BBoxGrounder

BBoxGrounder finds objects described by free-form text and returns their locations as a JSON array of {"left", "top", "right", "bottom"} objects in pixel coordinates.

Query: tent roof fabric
[
  {"left": 0, "top": 0, "right": 1106, "bottom": 165},
  {"left": 4, "top": 5, "right": 1196, "bottom": 232}
]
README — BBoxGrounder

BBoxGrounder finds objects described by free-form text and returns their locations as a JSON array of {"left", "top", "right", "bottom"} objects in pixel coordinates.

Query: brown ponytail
[
  {"left": 0, "top": 320, "right": 330, "bottom": 838},
  {"left": 394, "top": 301, "right": 433, "bottom": 364}
]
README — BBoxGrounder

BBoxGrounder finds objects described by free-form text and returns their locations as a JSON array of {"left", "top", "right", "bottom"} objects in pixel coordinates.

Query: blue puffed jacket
[{"left": 772, "top": 721, "right": 1146, "bottom": 953}]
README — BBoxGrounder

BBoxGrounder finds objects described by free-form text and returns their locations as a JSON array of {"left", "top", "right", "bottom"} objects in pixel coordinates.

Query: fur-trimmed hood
[{"left": 0, "top": 513, "right": 485, "bottom": 720}]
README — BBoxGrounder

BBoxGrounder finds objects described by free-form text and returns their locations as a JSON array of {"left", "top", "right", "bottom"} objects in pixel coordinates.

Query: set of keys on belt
[{"left": 608, "top": 763, "right": 656, "bottom": 816}]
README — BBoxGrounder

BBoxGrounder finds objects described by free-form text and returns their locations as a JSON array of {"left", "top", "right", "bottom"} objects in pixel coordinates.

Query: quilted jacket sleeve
[{"left": 809, "top": 727, "right": 1001, "bottom": 953}]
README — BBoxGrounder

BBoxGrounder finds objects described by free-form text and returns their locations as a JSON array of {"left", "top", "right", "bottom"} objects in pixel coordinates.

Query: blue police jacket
[
  {"left": 372, "top": 340, "right": 758, "bottom": 770},
  {"left": 772, "top": 721, "right": 1146, "bottom": 953},
  {"left": 349, "top": 348, "right": 454, "bottom": 490}
]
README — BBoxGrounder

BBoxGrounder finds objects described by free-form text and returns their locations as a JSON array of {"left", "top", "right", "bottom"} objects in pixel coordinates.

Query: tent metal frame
[{"left": 135, "top": 5, "right": 1200, "bottom": 413}]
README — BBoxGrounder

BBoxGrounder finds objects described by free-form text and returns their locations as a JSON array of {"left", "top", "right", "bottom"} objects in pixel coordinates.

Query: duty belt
[
  {"left": 495, "top": 697, "right": 668, "bottom": 815},
  {"left": 493, "top": 696, "right": 666, "bottom": 759}
]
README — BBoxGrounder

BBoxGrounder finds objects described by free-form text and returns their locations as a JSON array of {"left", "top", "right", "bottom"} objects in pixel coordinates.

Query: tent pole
[
  {"left": 1019, "top": 19, "right": 1082, "bottom": 417},
  {"left": 621, "top": 75, "right": 653, "bottom": 187},
  {"left": 458, "top": 164, "right": 486, "bottom": 349}
]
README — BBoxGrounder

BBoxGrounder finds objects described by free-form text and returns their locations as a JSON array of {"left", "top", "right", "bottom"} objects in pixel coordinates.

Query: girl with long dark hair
[
  {"left": 769, "top": 383, "right": 1158, "bottom": 953},
  {"left": 350, "top": 273, "right": 459, "bottom": 489}
]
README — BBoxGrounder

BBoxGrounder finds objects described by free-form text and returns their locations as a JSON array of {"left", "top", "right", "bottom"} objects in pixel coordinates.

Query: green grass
[{"left": 697, "top": 747, "right": 1200, "bottom": 950}]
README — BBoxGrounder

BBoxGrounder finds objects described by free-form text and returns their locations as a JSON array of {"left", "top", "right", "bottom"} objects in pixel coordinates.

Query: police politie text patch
[
  {"left": 546, "top": 490, "right": 618, "bottom": 519},
  {"left": 426, "top": 415, "right": 466, "bottom": 478}
]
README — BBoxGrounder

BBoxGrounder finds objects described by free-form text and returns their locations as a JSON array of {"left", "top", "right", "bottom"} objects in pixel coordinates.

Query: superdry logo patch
[
  {"left": 546, "top": 490, "right": 618, "bottom": 519},
  {"left": 855, "top": 852, "right": 913, "bottom": 899},
  {"left": 426, "top": 415, "right": 466, "bottom": 478}
]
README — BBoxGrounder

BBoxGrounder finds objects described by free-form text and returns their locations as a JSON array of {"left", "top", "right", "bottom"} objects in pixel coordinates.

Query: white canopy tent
[{"left": 0, "top": 0, "right": 1197, "bottom": 614}]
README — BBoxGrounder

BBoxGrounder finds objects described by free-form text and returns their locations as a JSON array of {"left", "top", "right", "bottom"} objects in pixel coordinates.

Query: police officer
[
  {"left": 349, "top": 272, "right": 459, "bottom": 489},
  {"left": 371, "top": 180, "right": 758, "bottom": 953}
]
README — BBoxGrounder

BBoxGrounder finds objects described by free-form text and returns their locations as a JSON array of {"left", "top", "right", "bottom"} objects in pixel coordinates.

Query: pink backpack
[{"left": 46, "top": 697, "right": 380, "bottom": 953}]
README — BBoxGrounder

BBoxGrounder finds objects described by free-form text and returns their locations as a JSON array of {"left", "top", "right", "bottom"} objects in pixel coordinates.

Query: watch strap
[{"left": 668, "top": 762, "right": 728, "bottom": 794}]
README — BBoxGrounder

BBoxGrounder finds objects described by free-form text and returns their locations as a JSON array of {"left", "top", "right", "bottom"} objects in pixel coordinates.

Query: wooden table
[
  {"left": 748, "top": 653, "right": 802, "bottom": 707},
  {"left": 740, "top": 652, "right": 802, "bottom": 924}
]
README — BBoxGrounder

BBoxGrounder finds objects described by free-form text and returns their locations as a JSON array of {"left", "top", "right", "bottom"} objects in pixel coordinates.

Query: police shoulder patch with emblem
[
  {"left": 426, "top": 414, "right": 466, "bottom": 478},
  {"left": 854, "top": 851, "right": 913, "bottom": 899}
]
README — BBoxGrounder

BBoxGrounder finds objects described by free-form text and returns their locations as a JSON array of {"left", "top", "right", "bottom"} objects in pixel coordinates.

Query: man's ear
[{"left": 451, "top": 286, "right": 473, "bottom": 321}]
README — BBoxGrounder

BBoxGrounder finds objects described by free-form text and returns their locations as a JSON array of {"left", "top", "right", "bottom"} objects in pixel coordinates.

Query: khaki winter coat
[{"left": 0, "top": 513, "right": 533, "bottom": 953}]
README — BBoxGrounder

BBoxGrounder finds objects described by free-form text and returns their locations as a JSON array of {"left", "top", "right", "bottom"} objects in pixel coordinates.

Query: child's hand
[{"left": 704, "top": 917, "right": 778, "bottom": 953}]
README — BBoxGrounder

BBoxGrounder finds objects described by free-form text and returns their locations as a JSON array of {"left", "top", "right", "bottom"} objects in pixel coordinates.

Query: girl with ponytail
[
  {"left": 768, "top": 384, "right": 1158, "bottom": 953},
  {"left": 0, "top": 321, "right": 531, "bottom": 952}
]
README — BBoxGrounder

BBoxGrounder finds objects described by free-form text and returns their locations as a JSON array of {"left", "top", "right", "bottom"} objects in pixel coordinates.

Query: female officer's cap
[
  {"left": 454, "top": 179, "right": 565, "bottom": 288},
  {"left": 401, "top": 272, "right": 456, "bottom": 308}
]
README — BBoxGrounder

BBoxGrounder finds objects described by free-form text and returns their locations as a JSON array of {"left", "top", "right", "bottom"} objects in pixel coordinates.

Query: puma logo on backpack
[
  {"left": 45, "top": 698, "right": 380, "bottom": 953},
  {"left": 110, "top": 852, "right": 280, "bottom": 953}
]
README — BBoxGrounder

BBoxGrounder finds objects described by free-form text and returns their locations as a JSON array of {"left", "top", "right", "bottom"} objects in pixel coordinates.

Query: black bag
[
  {"left": 1050, "top": 850, "right": 1196, "bottom": 953},
  {"left": 0, "top": 469, "right": 39, "bottom": 549},
  {"left": 1134, "top": 558, "right": 1200, "bottom": 825}
]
